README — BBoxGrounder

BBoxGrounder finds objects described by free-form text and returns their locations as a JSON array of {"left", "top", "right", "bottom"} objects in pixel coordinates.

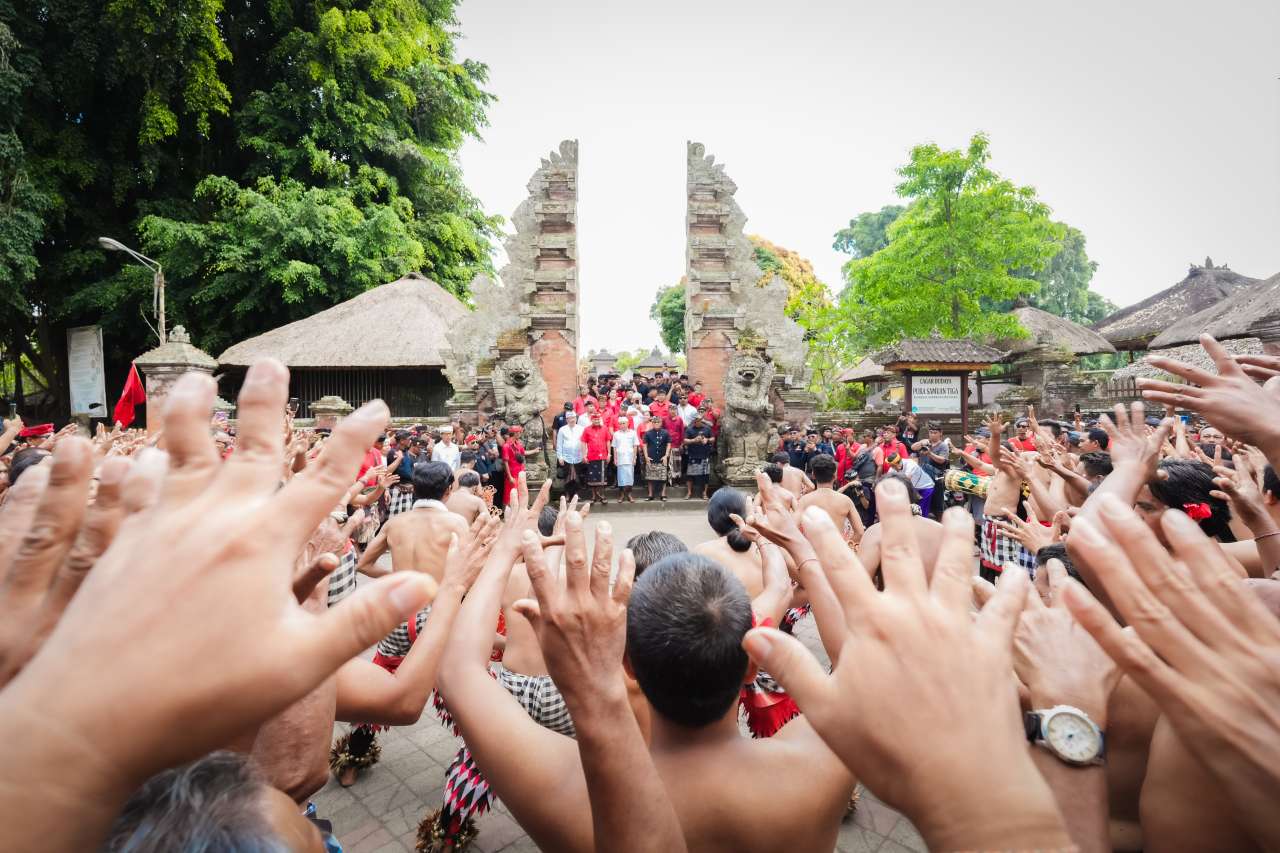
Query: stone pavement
[{"left": 315, "top": 509, "right": 927, "bottom": 853}]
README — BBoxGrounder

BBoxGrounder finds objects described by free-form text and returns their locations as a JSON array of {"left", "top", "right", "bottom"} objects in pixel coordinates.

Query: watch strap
[{"left": 1023, "top": 711, "right": 1043, "bottom": 744}]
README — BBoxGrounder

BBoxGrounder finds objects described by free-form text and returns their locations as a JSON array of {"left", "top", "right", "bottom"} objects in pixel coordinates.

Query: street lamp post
[{"left": 98, "top": 237, "right": 166, "bottom": 344}]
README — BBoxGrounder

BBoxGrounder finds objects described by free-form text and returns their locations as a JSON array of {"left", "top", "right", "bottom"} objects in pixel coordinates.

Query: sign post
[
  {"left": 908, "top": 372, "right": 972, "bottom": 435},
  {"left": 67, "top": 325, "right": 108, "bottom": 421}
]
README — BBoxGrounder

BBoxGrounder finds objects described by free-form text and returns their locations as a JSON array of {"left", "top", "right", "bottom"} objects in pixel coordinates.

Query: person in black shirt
[
  {"left": 683, "top": 414, "right": 714, "bottom": 500},
  {"left": 643, "top": 415, "right": 671, "bottom": 502},
  {"left": 551, "top": 402, "right": 572, "bottom": 434}
]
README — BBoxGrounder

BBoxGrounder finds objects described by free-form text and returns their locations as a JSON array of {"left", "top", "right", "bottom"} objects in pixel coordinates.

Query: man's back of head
[
  {"left": 626, "top": 553, "right": 752, "bottom": 728},
  {"left": 625, "top": 531, "right": 688, "bottom": 577},
  {"left": 809, "top": 453, "right": 837, "bottom": 485},
  {"left": 412, "top": 461, "right": 454, "bottom": 501}
]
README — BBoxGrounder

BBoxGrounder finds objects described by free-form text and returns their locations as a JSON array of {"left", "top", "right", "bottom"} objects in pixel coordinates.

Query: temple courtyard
[{"left": 315, "top": 508, "right": 926, "bottom": 853}]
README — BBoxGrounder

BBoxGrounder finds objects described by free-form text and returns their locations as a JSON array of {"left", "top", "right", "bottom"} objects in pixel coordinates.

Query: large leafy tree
[
  {"left": 839, "top": 133, "right": 1063, "bottom": 347},
  {"left": 831, "top": 204, "right": 904, "bottom": 259},
  {"left": 1, "top": 0, "right": 495, "bottom": 411},
  {"left": 650, "top": 280, "right": 687, "bottom": 353},
  {"left": 1014, "top": 225, "right": 1115, "bottom": 324}
]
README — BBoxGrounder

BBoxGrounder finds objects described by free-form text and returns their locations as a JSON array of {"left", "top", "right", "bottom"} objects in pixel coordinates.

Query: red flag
[{"left": 113, "top": 363, "right": 147, "bottom": 429}]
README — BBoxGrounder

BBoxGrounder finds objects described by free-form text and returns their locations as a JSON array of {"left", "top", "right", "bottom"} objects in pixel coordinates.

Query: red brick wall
[
  {"left": 531, "top": 330, "right": 578, "bottom": 425},
  {"left": 688, "top": 330, "right": 733, "bottom": 410}
]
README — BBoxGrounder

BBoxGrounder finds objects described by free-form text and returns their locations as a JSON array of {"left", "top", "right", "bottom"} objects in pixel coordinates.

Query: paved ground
[{"left": 314, "top": 509, "right": 926, "bottom": 853}]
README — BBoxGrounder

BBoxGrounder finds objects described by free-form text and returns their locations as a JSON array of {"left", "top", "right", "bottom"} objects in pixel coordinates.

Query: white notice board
[
  {"left": 67, "top": 325, "right": 108, "bottom": 417},
  {"left": 910, "top": 375, "right": 962, "bottom": 414}
]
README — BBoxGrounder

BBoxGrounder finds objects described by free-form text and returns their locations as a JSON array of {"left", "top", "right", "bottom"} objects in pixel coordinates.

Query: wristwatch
[{"left": 1024, "top": 705, "right": 1105, "bottom": 766}]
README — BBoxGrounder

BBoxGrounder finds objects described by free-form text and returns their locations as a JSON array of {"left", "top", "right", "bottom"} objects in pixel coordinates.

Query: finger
[
  {"left": 7, "top": 438, "right": 93, "bottom": 600},
  {"left": 1161, "top": 509, "right": 1276, "bottom": 642},
  {"left": 1060, "top": 579, "right": 1185, "bottom": 707},
  {"left": 300, "top": 571, "right": 437, "bottom": 679},
  {"left": 517, "top": 470, "right": 529, "bottom": 509},
  {"left": 930, "top": 507, "right": 979, "bottom": 612},
  {"left": 120, "top": 447, "right": 168, "bottom": 515},
  {"left": 1139, "top": 357, "right": 1217, "bottom": 388},
  {"left": 799, "top": 506, "right": 872, "bottom": 620},
  {"left": 1200, "top": 334, "right": 1246, "bottom": 378},
  {"left": 875, "top": 477, "right": 927, "bottom": 598},
  {"left": 971, "top": 575, "right": 996, "bottom": 609},
  {"left": 589, "top": 520, "right": 613, "bottom": 598},
  {"left": 563, "top": 511, "right": 588, "bottom": 593},
  {"left": 49, "top": 456, "right": 132, "bottom": 609},
  {"left": 1045, "top": 558, "right": 1069, "bottom": 608},
  {"left": 520, "top": 529, "right": 557, "bottom": 608},
  {"left": 511, "top": 598, "right": 542, "bottom": 626},
  {"left": 219, "top": 359, "right": 290, "bottom": 494},
  {"left": 156, "top": 372, "right": 220, "bottom": 505},
  {"left": 1069, "top": 509, "right": 1216, "bottom": 670},
  {"left": 613, "top": 548, "right": 636, "bottom": 606},
  {"left": 976, "top": 563, "right": 1027, "bottom": 646},
  {"left": 0, "top": 463, "right": 50, "bottom": 571},
  {"left": 741, "top": 627, "right": 830, "bottom": 715},
  {"left": 268, "top": 400, "right": 390, "bottom": 546},
  {"left": 530, "top": 479, "right": 552, "bottom": 519},
  {"left": 292, "top": 552, "right": 339, "bottom": 604}
]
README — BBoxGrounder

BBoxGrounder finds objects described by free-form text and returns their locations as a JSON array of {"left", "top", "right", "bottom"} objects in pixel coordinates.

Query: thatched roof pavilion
[
  {"left": 837, "top": 356, "right": 892, "bottom": 383},
  {"left": 217, "top": 273, "right": 468, "bottom": 417},
  {"left": 1001, "top": 304, "right": 1116, "bottom": 358},
  {"left": 1149, "top": 270, "right": 1280, "bottom": 348},
  {"left": 1110, "top": 337, "right": 1264, "bottom": 382},
  {"left": 1090, "top": 259, "right": 1259, "bottom": 351}
]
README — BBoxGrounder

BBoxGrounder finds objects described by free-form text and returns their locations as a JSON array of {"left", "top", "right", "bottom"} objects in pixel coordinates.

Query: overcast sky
[{"left": 455, "top": 0, "right": 1280, "bottom": 356}]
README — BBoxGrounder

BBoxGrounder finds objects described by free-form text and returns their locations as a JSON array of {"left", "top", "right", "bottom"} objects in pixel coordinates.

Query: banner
[
  {"left": 67, "top": 325, "right": 108, "bottom": 417},
  {"left": 910, "top": 375, "right": 961, "bottom": 415}
]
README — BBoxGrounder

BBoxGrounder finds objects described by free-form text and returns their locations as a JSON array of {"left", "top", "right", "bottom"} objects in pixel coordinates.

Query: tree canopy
[
  {"left": 831, "top": 205, "right": 904, "bottom": 259},
  {"left": 1, "top": 0, "right": 496, "bottom": 412},
  {"left": 839, "top": 133, "right": 1063, "bottom": 348},
  {"left": 649, "top": 280, "right": 687, "bottom": 354}
]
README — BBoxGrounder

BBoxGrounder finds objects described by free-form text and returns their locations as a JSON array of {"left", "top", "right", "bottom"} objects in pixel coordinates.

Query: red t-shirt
[
  {"left": 1009, "top": 436, "right": 1037, "bottom": 452},
  {"left": 358, "top": 446, "right": 384, "bottom": 484},
  {"left": 663, "top": 414, "right": 685, "bottom": 448},
  {"left": 573, "top": 396, "right": 598, "bottom": 415},
  {"left": 688, "top": 392, "right": 704, "bottom": 409},
  {"left": 502, "top": 440, "right": 525, "bottom": 489},
  {"left": 581, "top": 425, "right": 612, "bottom": 462},
  {"left": 649, "top": 400, "right": 671, "bottom": 419}
]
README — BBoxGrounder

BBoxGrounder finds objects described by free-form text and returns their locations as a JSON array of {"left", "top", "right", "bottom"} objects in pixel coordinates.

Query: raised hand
[
  {"left": 0, "top": 443, "right": 132, "bottom": 688},
  {"left": 0, "top": 361, "right": 436, "bottom": 853},
  {"left": 1232, "top": 352, "right": 1280, "bottom": 383},
  {"left": 993, "top": 507, "right": 1055, "bottom": 556},
  {"left": 741, "top": 479, "right": 1069, "bottom": 851},
  {"left": 1061, "top": 494, "right": 1280, "bottom": 852},
  {"left": 1099, "top": 402, "right": 1171, "bottom": 475},
  {"left": 1140, "top": 335, "right": 1280, "bottom": 461},
  {"left": 442, "top": 512, "right": 502, "bottom": 593}
]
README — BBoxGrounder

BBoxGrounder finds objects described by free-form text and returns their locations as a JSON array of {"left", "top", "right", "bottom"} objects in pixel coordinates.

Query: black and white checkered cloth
[
  {"left": 495, "top": 665, "right": 576, "bottom": 737},
  {"left": 980, "top": 515, "right": 1037, "bottom": 575},
  {"left": 376, "top": 606, "right": 432, "bottom": 658},
  {"left": 326, "top": 547, "right": 359, "bottom": 608},
  {"left": 387, "top": 486, "right": 416, "bottom": 517}
]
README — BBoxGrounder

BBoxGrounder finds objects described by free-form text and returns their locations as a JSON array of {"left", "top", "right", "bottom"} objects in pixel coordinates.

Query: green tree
[
  {"left": 1, "top": 0, "right": 496, "bottom": 409},
  {"left": 831, "top": 204, "right": 904, "bottom": 258},
  {"left": 650, "top": 280, "right": 686, "bottom": 353},
  {"left": 840, "top": 133, "right": 1062, "bottom": 347},
  {"left": 1019, "top": 225, "right": 1115, "bottom": 324}
]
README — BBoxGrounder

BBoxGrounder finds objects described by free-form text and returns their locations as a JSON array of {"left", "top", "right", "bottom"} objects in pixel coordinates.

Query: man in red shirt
[
  {"left": 501, "top": 425, "right": 526, "bottom": 500},
  {"left": 572, "top": 386, "right": 597, "bottom": 416},
  {"left": 662, "top": 409, "right": 686, "bottom": 488},
  {"left": 872, "top": 426, "right": 909, "bottom": 474},
  {"left": 649, "top": 392, "right": 671, "bottom": 420},
  {"left": 357, "top": 434, "right": 388, "bottom": 484},
  {"left": 1008, "top": 417, "right": 1037, "bottom": 452},
  {"left": 579, "top": 412, "right": 613, "bottom": 504},
  {"left": 687, "top": 381, "right": 705, "bottom": 410}
]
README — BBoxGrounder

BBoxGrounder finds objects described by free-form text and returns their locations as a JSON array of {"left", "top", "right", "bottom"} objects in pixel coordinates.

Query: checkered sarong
[
  {"left": 668, "top": 447, "right": 683, "bottom": 479},
  {"left": 326, "top": 546, "right": 359, "bottom": 608},
  {"left": 980, "top": 515, "right": 1036, "bottom": 575},
  {"left": 386, "top": 486, "right": 416, "bottom": 517},
  {"left": 433, "top": 666, "right": 576, "bottom": 841},
  {"left": 377, "top": 606, "right": 432, "bottom": 658},
  {"left": 685, "top": 456, "right": 711, "bottom": 477}
]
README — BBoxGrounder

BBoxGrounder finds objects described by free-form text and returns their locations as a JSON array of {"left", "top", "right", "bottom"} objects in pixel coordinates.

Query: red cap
[
  {"left": 18, "top": 423, "right": 53, "bottom": 438},
  {"left": 509, "top": 425, "right": 524, "bottom": 435}
]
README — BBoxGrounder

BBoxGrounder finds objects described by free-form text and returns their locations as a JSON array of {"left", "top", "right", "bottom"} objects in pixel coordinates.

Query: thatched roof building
[
  {"left": 1090, "top": 259, "right": 1259, "bottom": 351},
  {"left": 872, "top": 337, "right": 1005, "bottom": 369},
  {"left": 1110, "top": 337, "right": 1264, "bottom": 382},
  {"left": 636, "top": 347, "right": 676, "bottom": 372},
  {"left": 217, "top": 273, "right": 468, "bottom": 417},
  {"left": 1001, "top": 304, "right": 1115, "bottom": 358},
  {"left": 837, "top": 357, "right": 892, "bottom": 383},
  {"left": 1149, "top": 270, "right": 1280, "bottom": 348},
  {"left": 219, "top": 273, "right": 466, "bottom": 368}
]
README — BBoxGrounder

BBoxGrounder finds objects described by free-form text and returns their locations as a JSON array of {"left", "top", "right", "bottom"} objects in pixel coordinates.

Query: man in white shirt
[
  {"left": 431, "top": 428, "right": 462, "bottom": 471},
  {"left": 556, "top": 412, "right": 586, "bottom": 500},
  {"left": 886, "top": 452, "right": 936, "bottom": 518},
  {"left": 677, "top": 395, "right": 698, "bottom": 427},
  {"left": 611, "top": 419, "right": 639, "bottom": 503}
]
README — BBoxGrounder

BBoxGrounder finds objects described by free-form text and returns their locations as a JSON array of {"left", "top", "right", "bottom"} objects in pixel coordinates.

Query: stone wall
[{"left": 684, "top": 142, "right": 814, "bottom": 418}]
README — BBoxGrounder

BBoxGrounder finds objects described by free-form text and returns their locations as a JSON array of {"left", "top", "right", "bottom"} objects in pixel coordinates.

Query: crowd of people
[{"left": 1, "top": 334, "right": 1280, "bottom": 853}]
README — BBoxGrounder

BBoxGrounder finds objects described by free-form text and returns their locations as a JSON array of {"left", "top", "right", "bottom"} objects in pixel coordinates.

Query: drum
[{"left": 944, "top": 468, "right": 988, "bottom": 498}]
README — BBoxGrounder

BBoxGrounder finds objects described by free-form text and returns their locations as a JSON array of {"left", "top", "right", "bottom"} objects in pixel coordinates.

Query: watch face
[{"left": 1045, "top": 710, "right": 1101, "bottom": 763}]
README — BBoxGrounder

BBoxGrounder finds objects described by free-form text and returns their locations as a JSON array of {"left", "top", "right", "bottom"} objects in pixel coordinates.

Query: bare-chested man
[
  {"left": 771, "top": 451, "right": 813, "bottom": 497},
  {"left": 437, "top": 516, "right": 856, "bottom": 853},
  {"left": 797, "top": 453, "right": 864, "bottom": 544},
  {"left": 445, "top": 470, "right": 488, "bottom": 525},
  {"left": 695, "top": 488, "right": 768, "bottom": 597},
  {"left": 971, "top": 414, "right": 1034, "bottom": 582},
  {"left": 358, "top": 461, "right": 469, "bottom": 584}
]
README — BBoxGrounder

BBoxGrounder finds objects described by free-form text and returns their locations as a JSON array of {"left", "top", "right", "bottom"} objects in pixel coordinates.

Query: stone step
[{"left": 571, "top": 496, "right": 715, "bottom": 514}]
